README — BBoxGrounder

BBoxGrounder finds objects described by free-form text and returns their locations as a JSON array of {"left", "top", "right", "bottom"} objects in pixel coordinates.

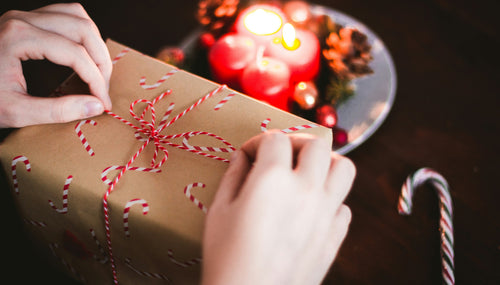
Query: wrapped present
[{"left": 0, "top": 40, "right": 332, "bottom": 284}]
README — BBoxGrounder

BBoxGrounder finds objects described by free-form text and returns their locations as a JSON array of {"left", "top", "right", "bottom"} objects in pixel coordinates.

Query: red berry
[
  {"left": 199, "top": 32, "right": 216, "bottom": 49},
  {"left": 332, "top": 127, "right": 348, "bottom": 148},
  {"left": 315, "top": 104, "right": 338, "bottom": 128}
]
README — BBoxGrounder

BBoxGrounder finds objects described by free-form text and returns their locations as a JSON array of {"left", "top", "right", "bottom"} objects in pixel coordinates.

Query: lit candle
[
  {"left": 208, "top": 33, "right": 257, "bottom": 89},
  {"left": 234, "top": 4, "right": 286, "bottom": 47},
  {"left": 265, "top": 23, "right": 320, "bottom": 83},
  {"left": 240, "top": 52, "right": 292, "bottom": 112}
]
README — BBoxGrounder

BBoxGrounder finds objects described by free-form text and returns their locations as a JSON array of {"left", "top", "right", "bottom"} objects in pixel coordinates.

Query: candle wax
[
  {"left": 265, "top": 28, "right": 320, "bottom": 83},
  {"left": 208, "top": 34, "right": 257, "bottom": 89},
  {"left": 241, "top": 57, "right": 292, "bottom": 112}
]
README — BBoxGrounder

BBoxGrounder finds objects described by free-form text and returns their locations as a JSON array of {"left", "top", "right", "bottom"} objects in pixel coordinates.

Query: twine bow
[{"left": 102, "top": 84, "right": 233, "bottom": 284}]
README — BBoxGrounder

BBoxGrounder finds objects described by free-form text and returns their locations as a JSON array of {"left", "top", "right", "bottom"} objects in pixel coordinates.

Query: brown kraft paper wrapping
[{"left": 0, "top": 39, "right": 332, "bottom": 284}]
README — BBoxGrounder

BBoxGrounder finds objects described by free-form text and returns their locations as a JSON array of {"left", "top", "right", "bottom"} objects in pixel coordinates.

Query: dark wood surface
[{"left": 1, "top": 0, "right": 499, "bottom": 284}]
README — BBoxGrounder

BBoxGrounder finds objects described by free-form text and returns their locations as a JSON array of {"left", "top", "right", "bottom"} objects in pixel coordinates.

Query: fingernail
[{"left": 84, "top": 101, "right": 104, "bottom": 117}]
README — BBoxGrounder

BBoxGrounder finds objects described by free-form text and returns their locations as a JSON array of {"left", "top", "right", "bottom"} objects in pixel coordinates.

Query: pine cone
[
  {"left": 197, "top": 0, "right": 239, "bottom": 32},
  {"left": 323, "top": 27, "right": 373, "bottom": 80}
]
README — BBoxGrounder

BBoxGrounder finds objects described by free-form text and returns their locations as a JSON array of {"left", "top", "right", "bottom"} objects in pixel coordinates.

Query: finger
[
  {"left": 3, "top": 92, "right": 104, "bottom": 127},
  {"left": 325, "top": 153, "right": 356, "bottom": 208},
  {"left": 241, "top": 131, "right": 320, "bottom": 164},
  {"left": 10, "top": 8, "right": 112, "bottom": 86},
  {"left": 11, "top": 23, "right": 111, "bottom": 109},
  {"left": 241, "top": 131, "right": 293, "bottom": 169},
  {"left": 212, "top": 150, "right": 251, "bottom": 206},
  {"left": 325, "top": 204, "right": 352, "bottom": 260},
  {"left": 294, "top": 137, "right": 332, "bottom": 186}
]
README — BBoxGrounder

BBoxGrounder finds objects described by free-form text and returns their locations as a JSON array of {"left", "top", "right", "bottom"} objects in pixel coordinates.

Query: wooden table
[{"left": 1, "top": 0, "right": 498, "bottom": 284}]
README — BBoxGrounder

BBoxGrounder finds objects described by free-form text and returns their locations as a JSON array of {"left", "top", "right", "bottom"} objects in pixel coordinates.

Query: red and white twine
[
  {"left": 260, "top": 118, "right": 318, "bottom": 133},
  {"left": 123, "top": 198, "right": 149, "bottom": 237},
  {"left": 75, "top": 120, "right": 97, "bottom": 156},
  {"left": 102, "top": 84, "right": 231, "bottom": 284},
  {"left": 398, "top": 167, "right": 455, "bottom": 285},
  {"left": 11, "top": 155, "right": 31, "bottom": 194},
  {"left": 183, "top": 182, "right": 208, "bottom": 214},
  {"left": 48, "top": 175, "right": 73, "bottom": 214},
  {"left": 213, "top": 92, "right": 235, "bottom": 110},
  {"left": 101, "top": 166, "right": 161, "bottom": 185}
]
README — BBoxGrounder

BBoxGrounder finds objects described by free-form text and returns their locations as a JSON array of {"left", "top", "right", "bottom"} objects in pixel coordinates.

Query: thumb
[{"left": 7, "top": 93, "right": 104, "bottom": 127}]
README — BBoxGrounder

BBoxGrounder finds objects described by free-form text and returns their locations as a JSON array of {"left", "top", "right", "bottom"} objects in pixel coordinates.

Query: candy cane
[
  {"left": 181, "top": 131, "right": 236, "bottom": 153},
  {"left": 48, "top": 175, "right": 73, "bottom": 214},
  {"left": 101, "top": 166, "right": 161, "bottom": 185},
  {"left": 124, "top": 258, "right": 170, "bottom": 281},
  {"left": 49, "top": 243, "right": 85, "bottom": 282},
  {"left": 123, "top": 199, "right": 149, "bottom": 237},
  {"left": 11, "top": 155, "right": 31, "bottom": 195},
  {"left": 213, "top": 93, "right": 236, "bottom": 110},
  {"left": 112, "top": 48, "right": 131, "bottom": 64},
  {"left": 24, "top": 219, "right": 47, "bottom": 227},
  {"left": 398, "top": 167, "right": 455, "bottom": 285},
  {"left": 139, "top": 69, "right": 178, "bottom": 90},
  {"left": 75, "top": 120, "right": 97, "bottom": 156},
  {"left": 89, "top": 229, "right": 109, "bottom": 264},
  {"left": 167, "top": 249, "right": 202, "bottom": 268},
  {"left": 260, "top": 118, "right": 318, "bottom": 133},
  {"left": 184, "top": 183, "right": 207, "bottom": 214}
]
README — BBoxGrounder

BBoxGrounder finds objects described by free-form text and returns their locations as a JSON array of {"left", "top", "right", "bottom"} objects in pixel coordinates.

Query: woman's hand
[
  {"left": 202, "top": 131, "right": 356, "bottom": 285},
  {"left": 0, "top": 3, "right": 112, "bottom": 128}
]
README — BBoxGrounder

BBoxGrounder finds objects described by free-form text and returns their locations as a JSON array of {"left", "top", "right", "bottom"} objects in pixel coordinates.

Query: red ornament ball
[
  {"left": 315, "top": 104, "right": 338, "bottom": 128},
  {"left": 199, "top": 32, "right": 216, "bottom": 49},
  {"left": 332, "top": 127, "right": 348, "bottom": 148}
]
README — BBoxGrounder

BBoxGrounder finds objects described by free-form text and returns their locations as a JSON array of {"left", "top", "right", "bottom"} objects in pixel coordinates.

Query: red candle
[
  {"left": 233, "top": 4, "right": 286, "bottom": 47},
  {"left": 240, "top": 56, "right": 292, "bottom": 111},
  {"left": 208, "top": 33, "right": 257, "bottom": 89},
  {"left": 265, "top": 23, "right": 320, "bottom": 83}
]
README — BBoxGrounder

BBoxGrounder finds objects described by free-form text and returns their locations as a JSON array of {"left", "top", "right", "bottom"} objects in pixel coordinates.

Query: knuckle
[
  {"left": 2, "top": 10, "right": 22, "bottom": 20},
  {"left": 67, "top": 3, "right": 87, "bottom": 15},
  {"left": 0, "top": 18, "right": 29, "bottom": 37}
]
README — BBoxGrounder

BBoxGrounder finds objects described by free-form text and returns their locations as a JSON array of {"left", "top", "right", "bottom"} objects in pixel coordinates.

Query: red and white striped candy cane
[
  {"left": 24, "top": 219, "right": 47, "bottom": 227},
  {"left": 124, "top": 258, "right": 170, "bottom": 282},
  {"left": 123, "top": 198, "right": 149, "bottom": 237},
  {"left": 75, "top": 120, "right": 97, "bottom": 156},
  {"left": 398, "top": 167, "right": 455, "bottom": 285},
  {"left": 48, "top": 175, "right": 73, "bottom": 214},
  {"left": 181, "top": 131, "right": 236, "bottom": 154},
  {"left": 101, "top": 166, "right": 161, "bottom": 185},
  {"left": 112, "top": 48, "right": 131, "bottom": 65},
  {"left": 89, "top": 229, "right": 108, "bottom": 264},
  {"left": 11, "top": 155, "right": 31, "bottom": 195},
  {"left": 139, "top": 69, "right": 178, "bottom": 90},
  {"left": 184, "top": 183, "right": 207, "bottom": 214},
  {"left": 167, "top": 249, "right": 202, "bottom": 268},
  {"left": 49, "top": 243, "right": 85, "bottom": 282},
  {"left": 213, "top": 92, "right": 235, "bottom": 110},
  {"left": 260, "top": 118, "right": 318, "bottom": 133}
]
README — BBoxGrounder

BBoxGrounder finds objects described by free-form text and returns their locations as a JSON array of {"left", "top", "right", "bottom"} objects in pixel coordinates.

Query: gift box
[{"left": 0, "top": 40, "right": 332, "bottom": 284}]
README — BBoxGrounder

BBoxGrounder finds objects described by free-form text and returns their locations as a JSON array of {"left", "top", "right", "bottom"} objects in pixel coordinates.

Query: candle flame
[
  {"left": 244, "top": 8, "right": 283, "bottom": 36},
  {"left": 282, "top": 23, "right": 299, "bottom": 50}
]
